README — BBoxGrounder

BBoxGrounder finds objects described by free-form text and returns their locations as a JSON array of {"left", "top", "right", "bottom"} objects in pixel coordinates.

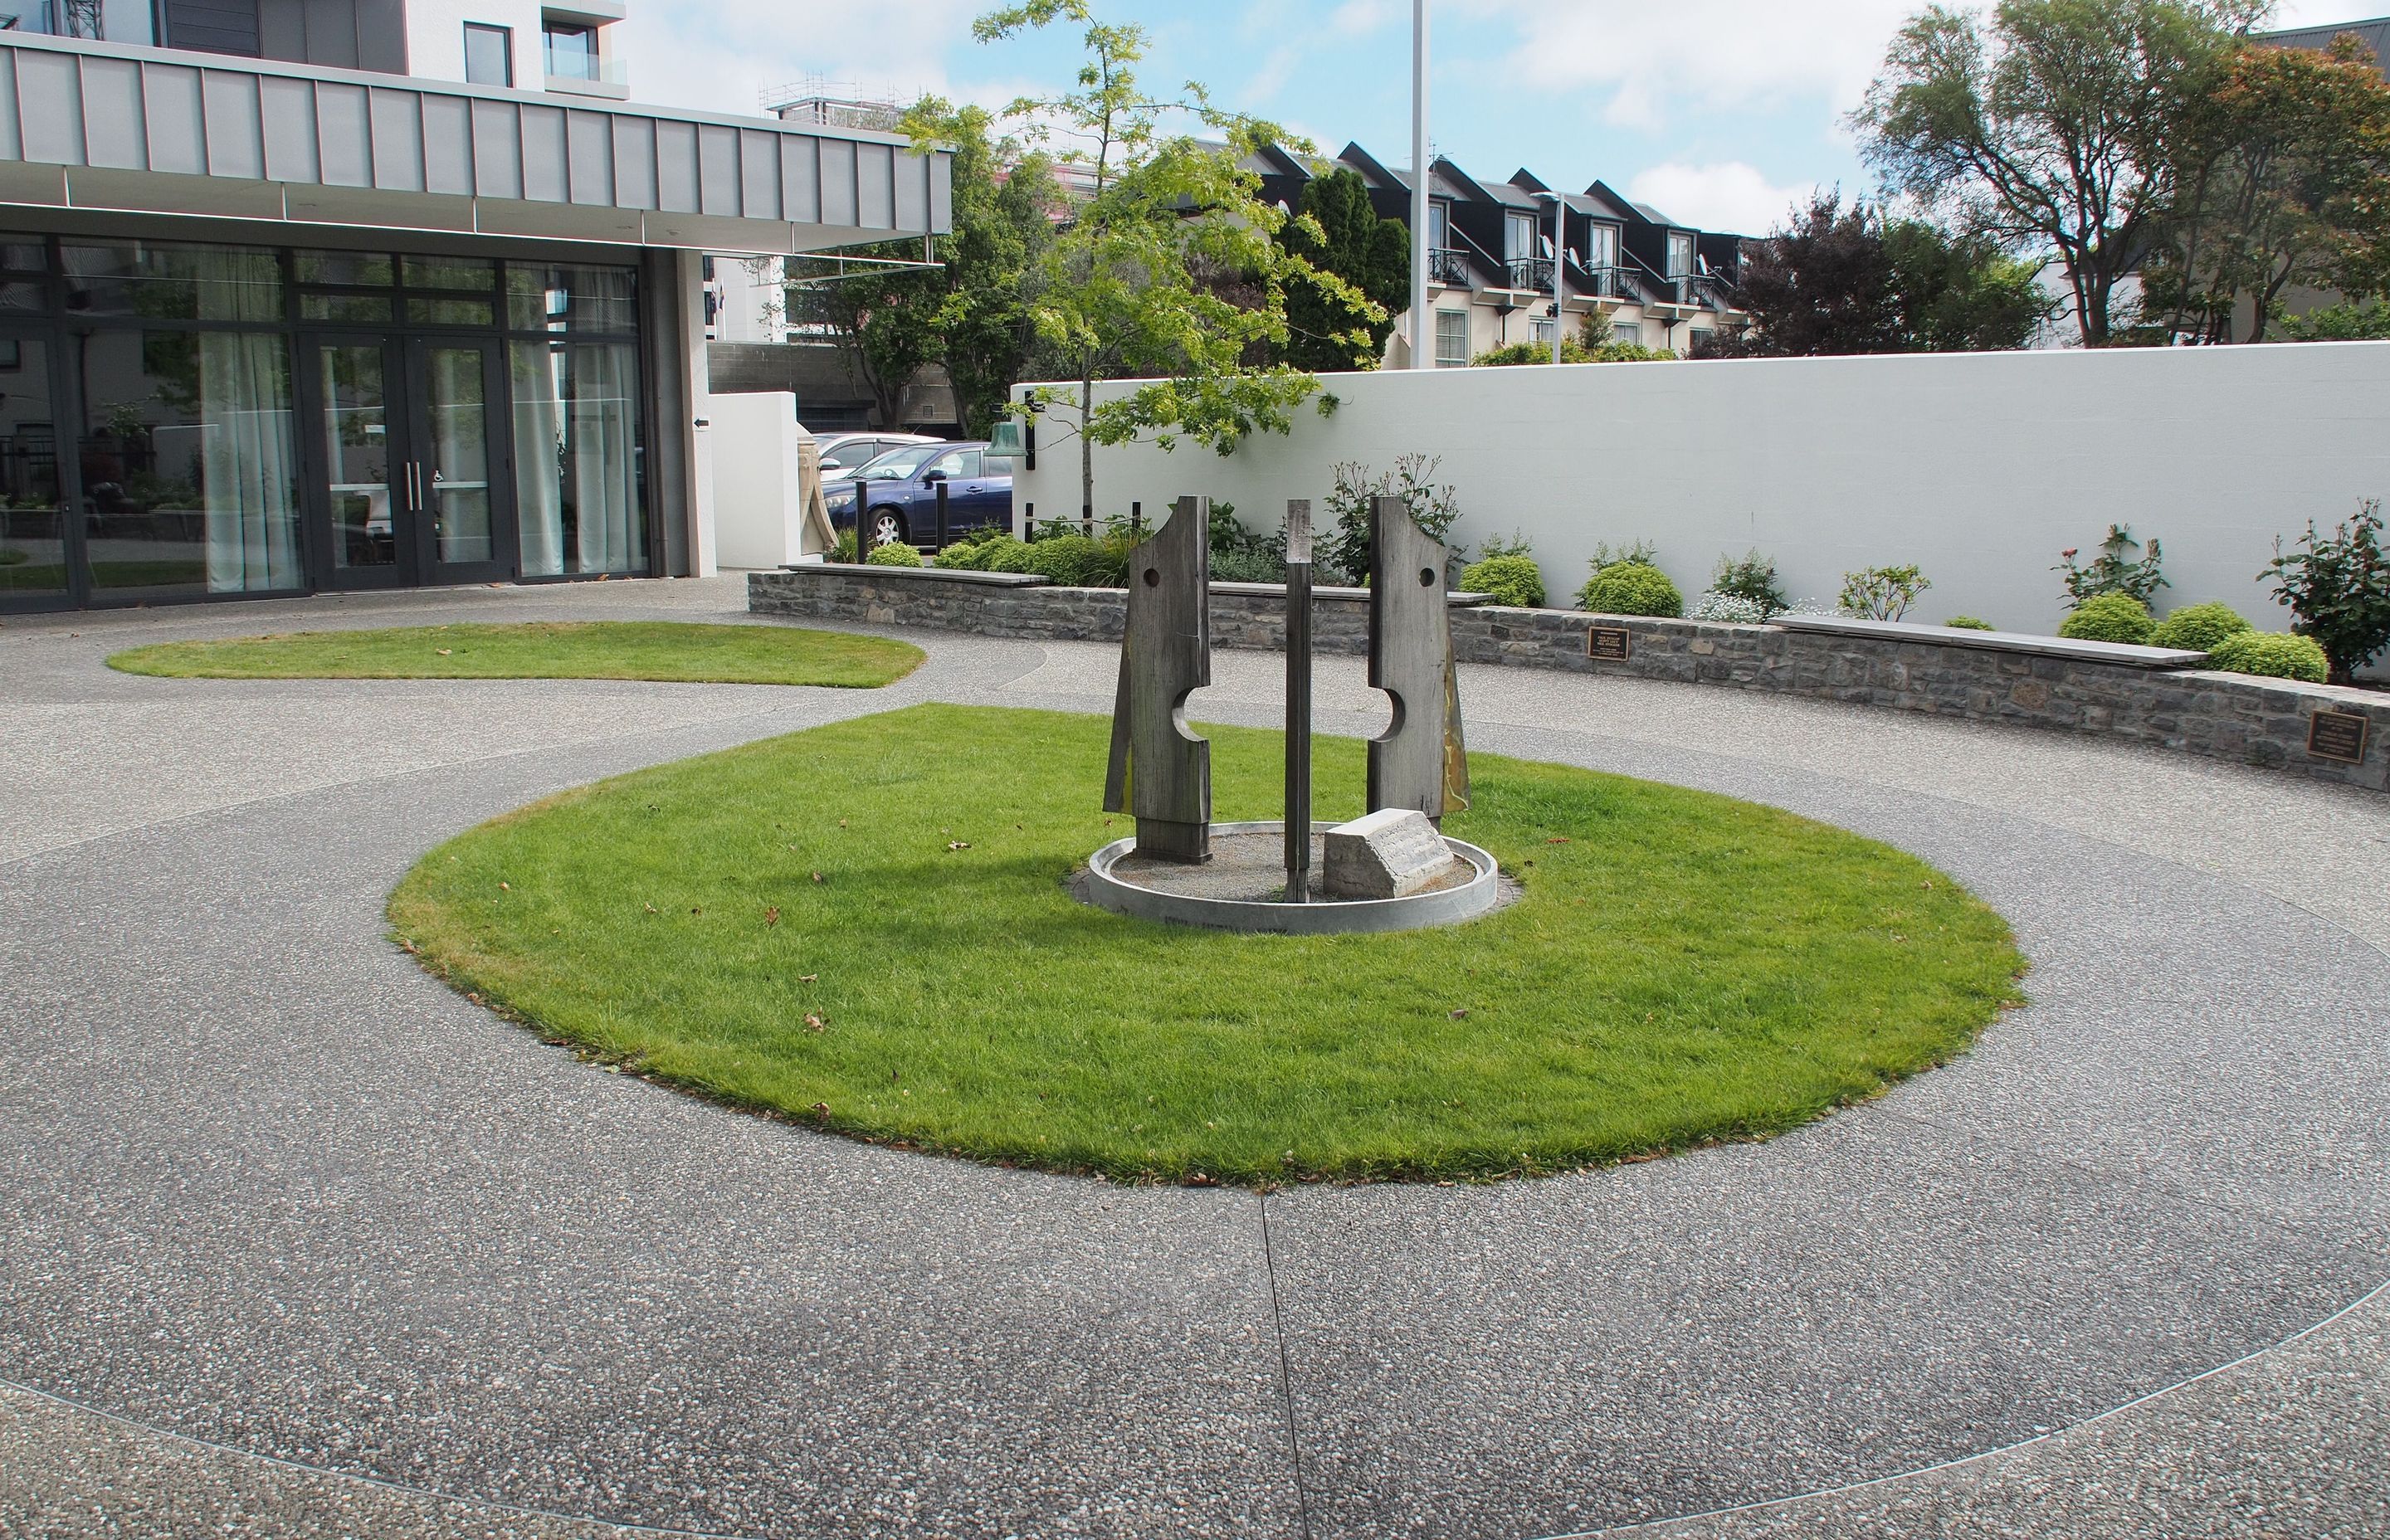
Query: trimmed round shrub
[
  {"left": 1460, "top": 554, "right": 1546, "bottom": 608},
  {"left": 1944, "top": 616, "right": 1994, "bottom": 631},
  {"left": 1578, "top": 560, "right": 1683, "bottom": 618},
  {"left": 1022, "top": 534, "right": 1130, "bottom": 588},
  {"left": 866, "top": 540, "right": 924, "bottom": 568},
  {"left": 2057, "top": 593, "right": 2154, "bottom": 645},
  {"left": 2149, "top": 601, "right": 2253, "bottom": 652},
  {"left": 981, "top": 538, "right": 1038, "bottom": 574},
  {"left": 2207, "top": 631, "right": 2329, "bottom": 683}
]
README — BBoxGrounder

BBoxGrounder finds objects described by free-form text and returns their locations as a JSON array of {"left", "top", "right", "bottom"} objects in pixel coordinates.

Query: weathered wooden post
[
  {"left": 1104, "top": 495, "right": 1212, "bottom": 863},
  {"left": 1367, "top": 493, "right": 1469, "bottom": 821},
  {"left": 1284, "top": 500, "right": 1314, "bottom": 902}
]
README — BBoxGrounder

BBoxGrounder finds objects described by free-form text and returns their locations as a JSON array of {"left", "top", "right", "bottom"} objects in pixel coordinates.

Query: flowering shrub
[
  {"left": 1690, "top": 591, "right": 1770, "bottom": 624},
  {"left": 1839, "top": 565, "right": 1932, "bottom": 621}
]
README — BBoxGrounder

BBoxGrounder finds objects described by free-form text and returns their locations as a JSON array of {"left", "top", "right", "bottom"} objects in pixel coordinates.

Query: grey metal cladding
[
  {"left": 0, "top": 41, "right": 949, "bottom": 236},
  {"left": 17, "top": 51, "right": 87, "bottom": 167},
  {"left": 565, "top": 110, "right": 611, "bottom": 204},
  {"left": 315, "top": 80, "right": 370, "bottom": 186},
  {"left": 739, "top": 129, "right": 779, "bottom": 220},
  {"left": 202, "top": 70, "right": 266, "bottom": 179},
  {"left": 420, "top": 91, "right": 472, "bottom": 194},
  {"left": 80, "top": 57, "right": 146, "bottom": 170},
  {"left": 819, "top": 136, "right": 856, "bottom": 226},
  {"left": 368, "top": 86, "right": 424, "bottom": 190},
  {"left": 893, "top": 146, "right": 926, "bottom": 231},
  {"left": 780, "top": 134, "right": 819, "bottom": 222},
  {"left": 470, "top": 98, "right": 521, "bottom": 199},
  {"left": 654, "top": 119, "right": 698, "bottom": 212},
  {"left": 519, "top": 103, "right": 566, "bottom": 202},
  {"left": 611, "top": 115, "right": 656, "bottom": 210},
  {"left": 697, "top": 124, "right": 738, "bottom": 216},
  {"left": 142, "top": 66, "right": 207, "bottom": 177},
  {"left": 259, "top": 76, "right": 320, "bottom": 183},
  {"left": 856, "top": 140, "right": 892, "bottom": 227}
]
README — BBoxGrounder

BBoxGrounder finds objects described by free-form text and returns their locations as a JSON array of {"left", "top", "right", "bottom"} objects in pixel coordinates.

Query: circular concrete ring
[{"left": 1078, "top": 820, "right": 1505, "bottom": 934}]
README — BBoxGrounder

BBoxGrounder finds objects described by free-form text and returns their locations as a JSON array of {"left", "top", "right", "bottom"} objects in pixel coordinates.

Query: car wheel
[{"left": 869, "top": 509, "right": 906, "bottom": 548}]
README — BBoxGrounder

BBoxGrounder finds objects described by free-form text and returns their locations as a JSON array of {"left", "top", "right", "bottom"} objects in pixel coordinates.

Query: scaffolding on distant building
[{"left": 761, "top": 79, "right": 902, "bottom": 132}]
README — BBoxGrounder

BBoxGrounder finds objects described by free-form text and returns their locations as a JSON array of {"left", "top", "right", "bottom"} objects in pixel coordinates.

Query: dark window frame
[{"left": 463, "top": 22, "right": 515, "bottom": 87}]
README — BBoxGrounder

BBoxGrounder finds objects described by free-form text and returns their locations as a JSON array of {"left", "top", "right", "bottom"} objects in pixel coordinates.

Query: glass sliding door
[
  {"left": 510, "top": 339, "right": 644, "bottom": 577},
  {"left": 412, "top": 339, "right": 508, "bottom": 578},
  {"left": 0, "top": 334, "right": 70, "bottom": 605},
  {"left": 310, "top": 338, "right": 402, "bottom": 587}
]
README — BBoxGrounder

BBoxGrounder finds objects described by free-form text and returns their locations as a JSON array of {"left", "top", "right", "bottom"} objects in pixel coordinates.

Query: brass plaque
[
  {"left": 2307, "top": 709, "right": 2370, "bottom": 765},
  {"left": 1587, "top": 626, "right": 1632, "bottom": 662}
]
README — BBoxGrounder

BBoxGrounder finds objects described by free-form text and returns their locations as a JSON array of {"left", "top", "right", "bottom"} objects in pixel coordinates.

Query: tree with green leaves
[
  {"left": 2142, "top": 34, "right": 2390, "bottom": 343},
  {"left": 1276, "top": 167, "right": 1409, "bottom": 370},
  {"left": 1856, "top": 0, "right": 2261, "bottom": 345},
  {"left": 788, "top": 102, "right": 1057, "bottom": 437},
  {"left": 1884, "top": 219, "right": 2051, "bottom": 349},
  {"left": 970, "top": 0, "right": 1354, "bottom": 519}
]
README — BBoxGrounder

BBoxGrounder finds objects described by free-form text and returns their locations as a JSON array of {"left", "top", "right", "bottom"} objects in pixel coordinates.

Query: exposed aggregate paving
[{"left": 1, "top": 576, "right": 2384, "bottom": 1539}]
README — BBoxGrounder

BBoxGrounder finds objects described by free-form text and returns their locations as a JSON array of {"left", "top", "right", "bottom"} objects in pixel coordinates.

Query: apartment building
[
  {"left": 0, "top": 3, "right": 949, "bottom": 611},
  {"left": 1254, "top": 143, "right": 1751, "bottom": 364}
]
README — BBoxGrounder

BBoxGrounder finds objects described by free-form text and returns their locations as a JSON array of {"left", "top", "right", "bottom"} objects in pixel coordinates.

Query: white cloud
[
  {"left": 621, "top": 0, "right": 980, "bottom": 116},
  {"left": 1626, "top": 161, "right": 1808, "bottom": 236},
  {"left": 1331, "top": 0, "right": 1399, "bottom": 36},
  {"left": 1475, "top": 0, "right": 1921, "bottom": 126}
]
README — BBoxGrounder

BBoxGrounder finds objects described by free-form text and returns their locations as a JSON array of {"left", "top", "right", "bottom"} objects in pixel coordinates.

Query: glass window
[
  {"left": 402, "top": 255, "right": 496, "bottom": 292},
  {"left": 407, "top": 297, "right": 495, "bottom": 326},
  {"left": 1505, "top": 211, "right": 1536, "bottom": 261},
  {"left": 79, "top": 329, "right": 300, "bottom": 596},
  {"left": 505, "top": 264, "right": 636, "bottom": 332},
  {"left": 463, "top": 22, "right": 513, "bottom": 86},
  {"left": 1532, "top": 318, "right": 1557, "bottom": 346},
  {"left": 0, "top": 281, "right": 46, "bottom": 314},
  {"left": 1613, "top": 320, "right": 1641, "bottom": 346},
  {"left": 1667, "top": 231, "right": 1695, "bottom": 277},
  {"left": 300, "top": 293, "right": 394, "bottom": 323},
  {"left": 510, "top": 341, "right": 644, "bottom": 577},
  {"left": 542, "top": 21, "right": 598, "bottom": 80},
  {"left": 929, "top": 448, "right": 981, "bottom": 479},
  {"left": 1434, "top": 309, "right": 1470, "bottom": 366},
  {"left": 855, "top": 443, "right": 940, "bottom": 480},
  {"left": 1427, "top": 200, "right": 1450, "bottom": 251},
  {"left": 295, "top": 251, "right": 394, "bottom": 287},
  {"left": 63, "top": 241, "right": 282, "bottom": 322},
  {"left": 314, "top": 342, "right": 395, "bottom": 573},
  {"left": 0, "top": 336, "right": 66, "bottom": 599}
]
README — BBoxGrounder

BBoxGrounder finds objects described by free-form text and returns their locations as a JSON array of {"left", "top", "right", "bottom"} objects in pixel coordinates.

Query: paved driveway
[{"left": 2, "top": 577, "right": 2384, "bottom": 1538}]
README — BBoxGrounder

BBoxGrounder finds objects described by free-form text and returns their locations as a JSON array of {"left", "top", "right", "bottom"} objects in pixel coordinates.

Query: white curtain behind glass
[{"left": 200, "top": 333, "right": 298, "bottom": 592}]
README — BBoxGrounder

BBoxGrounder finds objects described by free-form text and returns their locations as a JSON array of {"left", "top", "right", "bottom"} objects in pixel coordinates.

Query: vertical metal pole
[
  {"left": 1284, "top": 499, "right": 1314, "bottom": 903},
  {"left": 1410, "top": 0, "right": 1432, "bottom": 371},
  {"left": 1553, "top": 192, "right": 1567, "bottom": 365},
  {"left": 935, "top": 480, "right": 949, "bottom": 552},
  {"left": 1022, "top": 500, "right": 1033, "bottom": 542},
  {"left": 1129, "top": 501, "right": 1141, "bottom": 542}
]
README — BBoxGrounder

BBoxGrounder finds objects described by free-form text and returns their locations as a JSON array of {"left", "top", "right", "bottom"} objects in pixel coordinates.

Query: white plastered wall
[
  {"left": 1012, "top": 342, "right": 2390, "bottom": 668},
  {"left": 710, "top": 392, "right": 808, "bottom": 568}
]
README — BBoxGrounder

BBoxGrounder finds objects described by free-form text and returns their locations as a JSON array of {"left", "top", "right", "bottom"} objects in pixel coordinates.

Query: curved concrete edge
[
  {"left": 0, "top": 1377, "right": 724, "bottom": 1540},
  {"left": 1079, "top": 820, "right": 1503, "bottom": 933}
]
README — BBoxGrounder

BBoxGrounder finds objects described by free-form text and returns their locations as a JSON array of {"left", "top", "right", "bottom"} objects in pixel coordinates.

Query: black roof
[{"left": 2256, "top": 15, "right": 2390, "bottom": 76}]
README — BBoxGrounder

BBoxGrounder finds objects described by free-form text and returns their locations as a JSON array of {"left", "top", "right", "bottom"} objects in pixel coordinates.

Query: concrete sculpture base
[{"left": 1077, "top": 821, "right": 1505, "bottom": 936}]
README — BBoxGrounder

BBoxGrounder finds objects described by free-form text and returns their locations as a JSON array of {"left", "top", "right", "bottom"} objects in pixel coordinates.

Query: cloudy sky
[{"left": 623, "top": 0, "right": 2373, "bottom": 236}]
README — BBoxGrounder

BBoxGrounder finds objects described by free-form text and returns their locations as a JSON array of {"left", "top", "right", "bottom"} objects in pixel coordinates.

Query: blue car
[{"left": 825, "top": 440, "right": 1012, "bottom": 552}]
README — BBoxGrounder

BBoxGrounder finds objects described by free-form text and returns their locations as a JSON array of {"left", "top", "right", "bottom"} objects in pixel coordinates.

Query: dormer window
[
  {"left": 1666, "top": 231, "right": 1695, "bottom": 278},
  {"left": 1505, "top": 211, "right": 1537, "bottom": 262},
  {"left": 543, "top": 20, "right": 599, "bottom": 81}
]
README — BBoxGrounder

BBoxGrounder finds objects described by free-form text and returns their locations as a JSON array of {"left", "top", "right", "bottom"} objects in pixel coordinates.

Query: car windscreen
[{"left": 853, "top": 443, "right": 944, "bottom": 480}]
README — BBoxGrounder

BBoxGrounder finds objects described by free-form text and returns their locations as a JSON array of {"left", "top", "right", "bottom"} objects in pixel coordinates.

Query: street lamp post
[
  {"left": 1410, "top": 0, "right": 1431, "bottom": 370},
  {"left": 1536, "top": 190, "right": 1565, "bottom": 364}
]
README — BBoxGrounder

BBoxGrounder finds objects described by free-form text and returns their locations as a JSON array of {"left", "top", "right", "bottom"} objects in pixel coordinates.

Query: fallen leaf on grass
[
  {"left": 947, "top": 841, "right": 972, "bottom": 852},
  {"left": 811, "top": 871, "right": 825, "bottom": 884},
  {"left": 765, "top": 906, "right": 781, "bottom": 927},
  {"left": 643, "top": 902, "right": 658, "bottom": 914},
  {"left": 436, "top": 648, "right": 452, "bottom": 656},
  {"left": 804, "top": 1013, "right": 827, "bottom": 1033},
  {"left": 799, "top": 973, "right": 819, "bottom": 983},
  {"left": 1450, "top": 1008, "right": 1470, "bottom": 1021},
  {"left": 1546, "top": 837, "right": 1572, "bottom": 845}
]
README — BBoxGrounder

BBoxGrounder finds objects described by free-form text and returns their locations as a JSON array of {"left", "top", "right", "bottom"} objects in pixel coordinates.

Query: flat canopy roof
[{"left": 0, "top": 35, "right": 951, "bottom": 256}]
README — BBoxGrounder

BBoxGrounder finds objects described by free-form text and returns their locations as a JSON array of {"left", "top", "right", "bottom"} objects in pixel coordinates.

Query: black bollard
[{"left": 1284, "top": 498, "right": 1314, "bottom": 903}]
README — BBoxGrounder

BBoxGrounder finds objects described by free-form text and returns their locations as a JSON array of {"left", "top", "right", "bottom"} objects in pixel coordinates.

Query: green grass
[
  {"left": 389, "top": 704, "right": 2026, "bottom": 1186},
  {"left": 108, "top": 621, "right": 925, "bottom": 689}
]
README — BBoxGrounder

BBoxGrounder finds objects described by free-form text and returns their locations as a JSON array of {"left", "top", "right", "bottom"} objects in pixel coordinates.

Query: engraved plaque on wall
[
  {"left": 1586, "top": 626, "right": 1632, "bottom": 662},
  {"left": 2308, "top": 709, "right": 2370, "bottom": 765}
]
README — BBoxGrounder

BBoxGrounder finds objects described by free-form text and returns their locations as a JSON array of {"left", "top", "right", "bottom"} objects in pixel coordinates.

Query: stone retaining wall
[{"left": 747, "top": 567, "right": 2388, "bottom": 792}]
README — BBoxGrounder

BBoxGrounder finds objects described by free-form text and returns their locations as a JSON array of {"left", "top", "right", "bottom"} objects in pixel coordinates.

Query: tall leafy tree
[
  {"left": 973, "top": 0, "right": 1348, "bottom": 519},
  {"left": 1884, "top": 219, "right": 2052, "bottom": 349},
  {"left": 2144, "top": 35, "right": 2390, "bottom": 342},
  {"left": 1276, "top": 167, "right": 1409, "bottom": 370},
  {"left": 789, "top": 103, "right": 1056, "bottom": 436},
  {"left": 1856, "top": 0, "right": 2261, "bottom": 345}
]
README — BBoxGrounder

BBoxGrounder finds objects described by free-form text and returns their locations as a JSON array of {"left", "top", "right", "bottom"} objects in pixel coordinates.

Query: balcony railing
[
  {"left": 1427, "top": 247, "right": 1473, "bottom": 285},
  {"left": 1571, "top": 264, "right": 1634, "bottom": 300},
  {"left": 543, "top": 44, "right": 627, "bottom": 86},
  {"left": 1504, "top": 256, "right": 1554, "bottom": 292}
]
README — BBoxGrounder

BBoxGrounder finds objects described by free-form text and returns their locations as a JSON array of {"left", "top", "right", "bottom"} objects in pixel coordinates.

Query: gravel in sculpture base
[{"left": 1078, "top": 821, "right": 1505, "bottom": 935}]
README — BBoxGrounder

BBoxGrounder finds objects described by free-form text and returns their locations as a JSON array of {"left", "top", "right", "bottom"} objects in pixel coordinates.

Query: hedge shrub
[
  {"left": 2057, "top": 593, "right": 2153, "bottom": 645},
  {"left": 866, "top": 540, "right": 925, "bottom": 568},
  {"left": 1944, "top": 616, "right": 1994, "bottom": 631},
  {"left": 1460, "top": 554, "right": 1546, "bottom": 608},
  {"left": 2148, "top": 601, "right": 2253, "bottom": 652},
  {"left": 1578, "top": 560, "right": 1683, "bottom": 618},
  {"left": 1023, "top": 534, "right": 1131, "bottom": 588},
  {"left": 2207, "top": 631, "right": 2329, "bottom": 683}
]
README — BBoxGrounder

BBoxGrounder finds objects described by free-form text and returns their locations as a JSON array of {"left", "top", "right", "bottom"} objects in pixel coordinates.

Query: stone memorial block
[{"left": 1323, "top": 808, "right": 1457, "bottom": 900}]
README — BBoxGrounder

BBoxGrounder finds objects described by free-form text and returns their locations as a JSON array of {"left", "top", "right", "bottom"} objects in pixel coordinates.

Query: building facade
[
  {"left": 1252, "top": 143, "right": 1751, "bottom": 365},
  {"left": 0, "top": 7, "right": 949, "bottom": 612}
]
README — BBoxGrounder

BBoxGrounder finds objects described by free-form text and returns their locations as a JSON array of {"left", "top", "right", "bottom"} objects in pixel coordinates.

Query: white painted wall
[
  {"left": 710, "top": 392, "right": 808, "bottom": 569},
  {"left": 1012, "top": 343, "right": 2390, "bottom": 665},
  {"left": 405, "top": 0, "right": 544, "bottom": 85}
]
